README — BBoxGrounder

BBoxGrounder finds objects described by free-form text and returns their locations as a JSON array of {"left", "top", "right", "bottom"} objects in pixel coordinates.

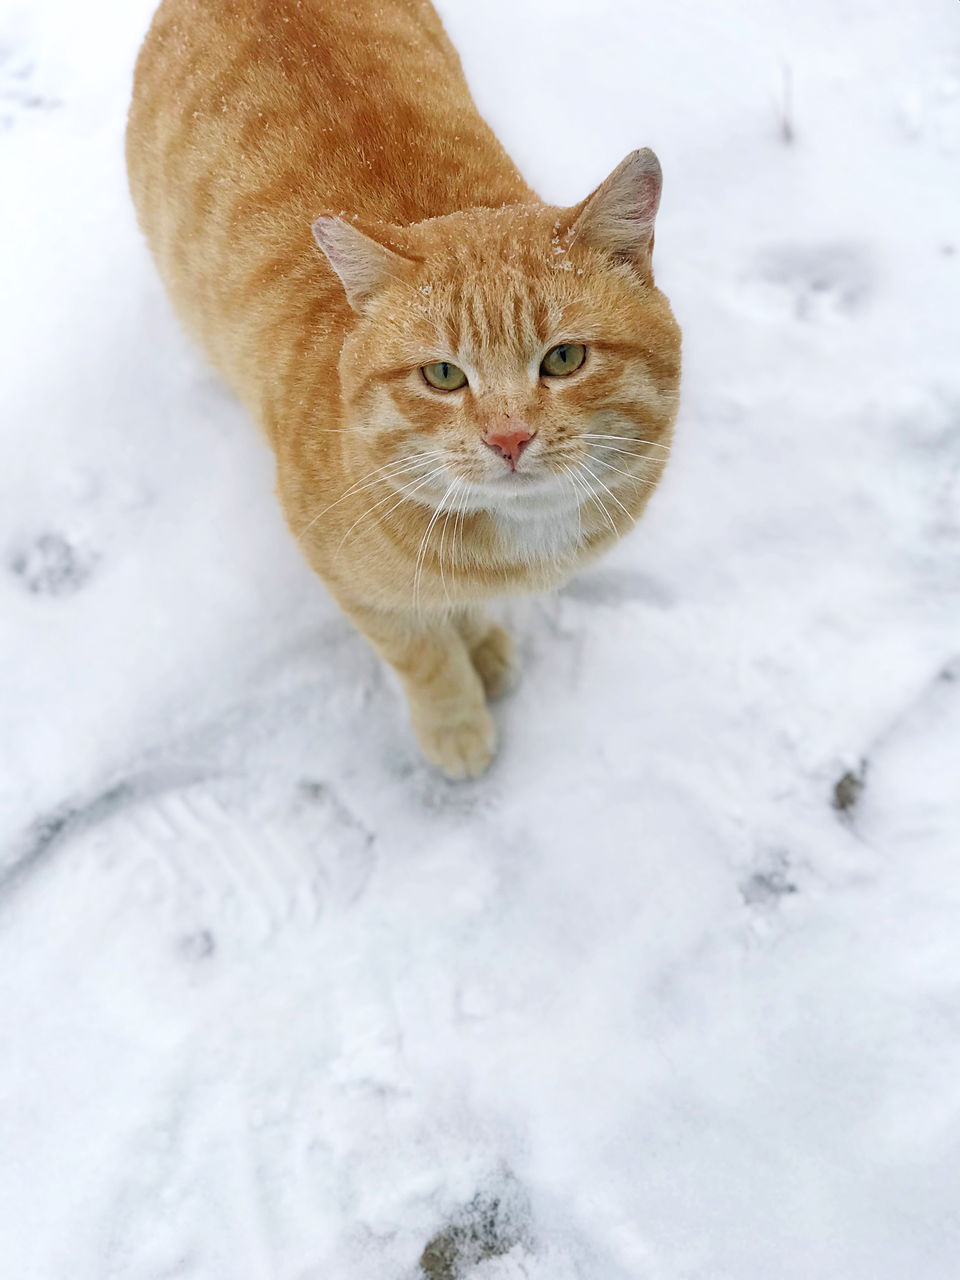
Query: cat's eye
[
  {"left": 541, "top": 343, "right": 587, "bottom": 377},
  {"left": 422, "top": 361, "right": 468, "bottom": 391}
]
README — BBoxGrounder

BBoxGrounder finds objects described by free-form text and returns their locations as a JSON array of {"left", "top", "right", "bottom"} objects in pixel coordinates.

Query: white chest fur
[{"left": 491, "top": 489, "right": 583, "bottom": 564}]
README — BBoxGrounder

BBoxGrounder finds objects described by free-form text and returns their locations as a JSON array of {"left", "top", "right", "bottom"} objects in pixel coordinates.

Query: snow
[{"left": 1, "top": 0, "right": 959, "bottom": 1275}]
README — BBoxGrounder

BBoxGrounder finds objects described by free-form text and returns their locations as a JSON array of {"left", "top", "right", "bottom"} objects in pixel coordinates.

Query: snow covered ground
[{"left": 2, "top": 0, "right": 959, "bottom": 1275}]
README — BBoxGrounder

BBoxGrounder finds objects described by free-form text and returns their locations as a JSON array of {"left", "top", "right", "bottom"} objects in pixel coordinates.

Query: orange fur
[{"left": 127, "top": 0, "right": 681, "bottom": 777}]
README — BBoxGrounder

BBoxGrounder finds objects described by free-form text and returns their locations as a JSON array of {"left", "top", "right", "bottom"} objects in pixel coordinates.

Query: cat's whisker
[
  {"left": 346, "top": 449, "right": 450, "bottom": 496},
  {"left": 559, "top": 468, "right": 584, "bottom": 548},
  {"left": 343, "top": 460, "right": 455, "bottom": 545},
  {"left": 578, "top": 459, "right": 635, "bottom": 526},
  {"left": 591, "top": 440, "right": 670, "bottom": 460},
  {"left": 455, "top": 480, "right": 471, "bottom": 573},
  {"left": 561, "top": 461, "right": 593, "bottom": 527},
  {"left": 297, "top": 451, "right": 448, "bottom": 544},
  {"left": 552, "top": 442, "right": 664, "bottom": 476},
  {"left": 582, "top": 433, "right": 672, "bottom": 450},
  {"left": 437, "top": 478, "right": 464, "bottom": 602},
  {"left": 590, "top": 455, "right": 660, "bottom": 489},
  {"left": 414, "top": 478, "right": 460, "bottom": 613},
  {"left": 576, "top": 472, "right": 614, "bottom": 538},
  {"left": 589, "top": 443, "right": 669, "bottom": 465},
  {"left": 572, "top": 462, "right": 618, "bottom": 536},
  {"left": 298, "top": 457, "right": 427, "bottom": 543},
  {"left": 335, "top": 463, "right": 449, "bottom": 553},
  {"left": 413, "top": 476, "right": 461, "bottom": 615},
  {"left": 366, "top": 469, "right": 452, "bottom": 547},
  {"left": 583, "top": 440, "right": 672, "bottom": 465},
  {"left": 458, "top": 481, "right": 473, "bottom": 573},
  {"left": 334, "top": 449, "right": 446, "bottom": 491},
  {"left": 559, "top": 460, "right": 590, "bottom": 510}
]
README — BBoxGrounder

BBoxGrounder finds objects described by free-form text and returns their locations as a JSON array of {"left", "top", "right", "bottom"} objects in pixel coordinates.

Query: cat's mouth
[
  {"left": 479, "top": 464, "right": 566, "bottom": 496},
  {"left": 488, "top": 467, "right": 545, "bottom": 488},
  {"left": 466, "top": 469, "right": 576, "bottom": 516},
  {"left": 401, "top": 455, "right": 571, "bottom": 514}
]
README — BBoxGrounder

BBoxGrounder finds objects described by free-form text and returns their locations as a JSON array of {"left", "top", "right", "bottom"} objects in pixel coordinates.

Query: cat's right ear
[
  {"left": 563, "top": 149, "right": 663, "bottom": 277},
  {"left": 312, "top": 215, "right": 413, "bottom": 311}
]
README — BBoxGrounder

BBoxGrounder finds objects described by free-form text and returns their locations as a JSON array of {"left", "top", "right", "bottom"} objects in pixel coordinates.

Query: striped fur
[{"left": 127, "top": 0, "right": 682, "bottom": 777}]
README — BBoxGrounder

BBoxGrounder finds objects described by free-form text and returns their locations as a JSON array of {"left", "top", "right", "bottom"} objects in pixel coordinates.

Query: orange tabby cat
[{"left": 126, "top": 0, "right": 681, "bottom": 778}]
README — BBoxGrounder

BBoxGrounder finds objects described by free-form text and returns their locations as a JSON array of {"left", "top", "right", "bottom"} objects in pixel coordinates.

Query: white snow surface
[{"left": 2, "top": 0, "right": 960, "bottom": 1276}]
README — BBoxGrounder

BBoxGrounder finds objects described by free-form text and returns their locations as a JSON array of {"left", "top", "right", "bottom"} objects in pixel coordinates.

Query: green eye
[
  {"left": 541, "top": 343, "right": 587, "bottom": 377},
  {"left": 422, "top": 361, "right": 468, "bottom": 391}
]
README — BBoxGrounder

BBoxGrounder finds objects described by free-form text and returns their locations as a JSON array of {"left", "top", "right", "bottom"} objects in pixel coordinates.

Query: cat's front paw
[
  {"left": 468, "top": 625, "right": 516, "bottom": 700},
  {"left": 414, "top": 706, "right": 497, "bottom": 780}
]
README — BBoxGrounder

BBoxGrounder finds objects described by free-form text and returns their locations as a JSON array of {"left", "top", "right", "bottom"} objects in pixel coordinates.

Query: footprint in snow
[
  {"left": 8, "top": 530, "right": 98, "bottom": 596},
  {"left": 3, "top": 770, "right": 367, "bottom": 951},
  {"left": 0, "top": 47, "right": 60, "bottom": 130},
  {"left": 740, "top": 850, "right": 799, "bottom": 908},
  {"left": 745, "top": 243, "right": 874, "bottom": 323}
]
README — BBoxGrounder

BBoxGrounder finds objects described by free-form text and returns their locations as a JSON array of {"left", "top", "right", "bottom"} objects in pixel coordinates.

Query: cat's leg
[
  {"left": 346, "top": 604, "right": 496, "bottom": 779},
  {"left": 455, "top": 609, "right": 516, "bottom": 700}
]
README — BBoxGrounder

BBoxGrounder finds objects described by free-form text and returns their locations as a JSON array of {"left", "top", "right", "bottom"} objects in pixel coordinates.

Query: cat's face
[{"left": 314, "top": 151, "right": 681, "bottom": 537}]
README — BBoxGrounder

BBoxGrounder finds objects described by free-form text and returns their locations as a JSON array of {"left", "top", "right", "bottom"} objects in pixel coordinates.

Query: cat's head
[{"left": 312, "top": 151, "right": 681, "bottom": 540}]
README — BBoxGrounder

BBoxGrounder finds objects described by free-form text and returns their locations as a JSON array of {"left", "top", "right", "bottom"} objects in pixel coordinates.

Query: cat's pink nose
[{"left": 483, "top": 425, "right": 534, "bottom": 470}]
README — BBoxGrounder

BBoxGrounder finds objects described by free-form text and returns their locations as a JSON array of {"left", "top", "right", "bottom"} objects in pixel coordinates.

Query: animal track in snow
[
  {"left": 894, "top": 54, "right": 960, "bottom": 155},
  {"left": 0, "top": 47, "right": 60, "bottom": 130},
  {"left": 740, "top": 850, "right": 799, "bottom": 908},
  {"left": 123, "top": 786, "right": 332, "bottom": 950},
  {"left": 3, "top": 770, "right": 351, "bottom": 951},
  {"left": 7, "top": 529, "right": 98, "bottom": 596},
  {"left": 746, "top": 243, "right": 875, "bottom": 322}
]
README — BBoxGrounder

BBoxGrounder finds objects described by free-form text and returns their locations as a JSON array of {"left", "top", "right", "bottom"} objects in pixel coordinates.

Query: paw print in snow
[
  {"left": 0, "top": 46, "right": 60, "bottom": 130},
  {"left": 894, "top": 55, "right": 960, "bottom": 155},
  {"left": 747, "top": 243, "right": 874, "bottom": 323},
  {"left": 8, "top": 531, "right": 98, "bottom": 597}
]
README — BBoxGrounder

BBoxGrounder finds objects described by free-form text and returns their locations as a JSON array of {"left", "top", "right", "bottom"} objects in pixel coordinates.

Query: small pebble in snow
[
  {"left": 420, "top": 1183, "right": 531, "bottom": 1279},
  {"left": 833, "top": 762, "right": 868, "bottom": 815}
]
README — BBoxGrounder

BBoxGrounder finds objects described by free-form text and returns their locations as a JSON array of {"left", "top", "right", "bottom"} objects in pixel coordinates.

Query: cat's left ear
[
  {"left": 563, "top": 149, "right": 663, "bottom": 277},
  {"left": 312, "top": 215, "right": 416, "bottom": 311}
]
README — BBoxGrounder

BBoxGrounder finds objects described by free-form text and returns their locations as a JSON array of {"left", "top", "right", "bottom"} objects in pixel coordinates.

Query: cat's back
[
  {"left": 127, "top": 0, "right": 530, "bottom": 391},
  {"left": 128, "top": 0, "right": 505, "bottom": 220}
]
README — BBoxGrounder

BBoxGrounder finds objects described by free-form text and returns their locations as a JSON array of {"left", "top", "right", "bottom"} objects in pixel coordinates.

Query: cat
[{"left": 126, "top": 0, "right": 682, "bottom": 779}]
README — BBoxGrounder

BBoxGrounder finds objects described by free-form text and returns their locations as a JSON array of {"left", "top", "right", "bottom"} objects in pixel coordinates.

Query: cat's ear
[
  {"left": 312, "top": 215, "right": 414, "bottom": 311},
  {"left": 564, "top": 149, "right": 663, "bottom": 276}
]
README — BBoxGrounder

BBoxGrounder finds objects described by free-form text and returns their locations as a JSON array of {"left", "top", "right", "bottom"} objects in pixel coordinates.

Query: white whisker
[
  {"left": 437, "top": 478, "right": 463, "bottom": 602},
  {"left": 572, "top": 462, "right": 617, "bottom": 535},
  {"left": 591, "top": 456, "right": 659, "bottom": 488},
  {"left": 589, "top": 445, "right": 669, "bottom": 469},
  {"left": 455, "top": 481, "right": 471, "bottom": 572},
  {"left": 413, "top": 476, "right": 461, "bottom": 615},
  {"left": 562, "top": 463, "right": 591, "bottom": 516},
  {"left": 334, "top": 463, "right": 449, "bottom": 553},
  {"left": 298, "top": 457, "right": 428, "bottom": 542},
  {"left": 578, "top": 459, "right": 635, "bottom": 526},
  {"left": 560, "top": 468, "right": 584, "bottom": 548},
  {"left": 581, "top": 433, "right": 671, "bottom": 451},
  {"left": 296, "top": 450, "right": 447, "bottom": 544}
]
